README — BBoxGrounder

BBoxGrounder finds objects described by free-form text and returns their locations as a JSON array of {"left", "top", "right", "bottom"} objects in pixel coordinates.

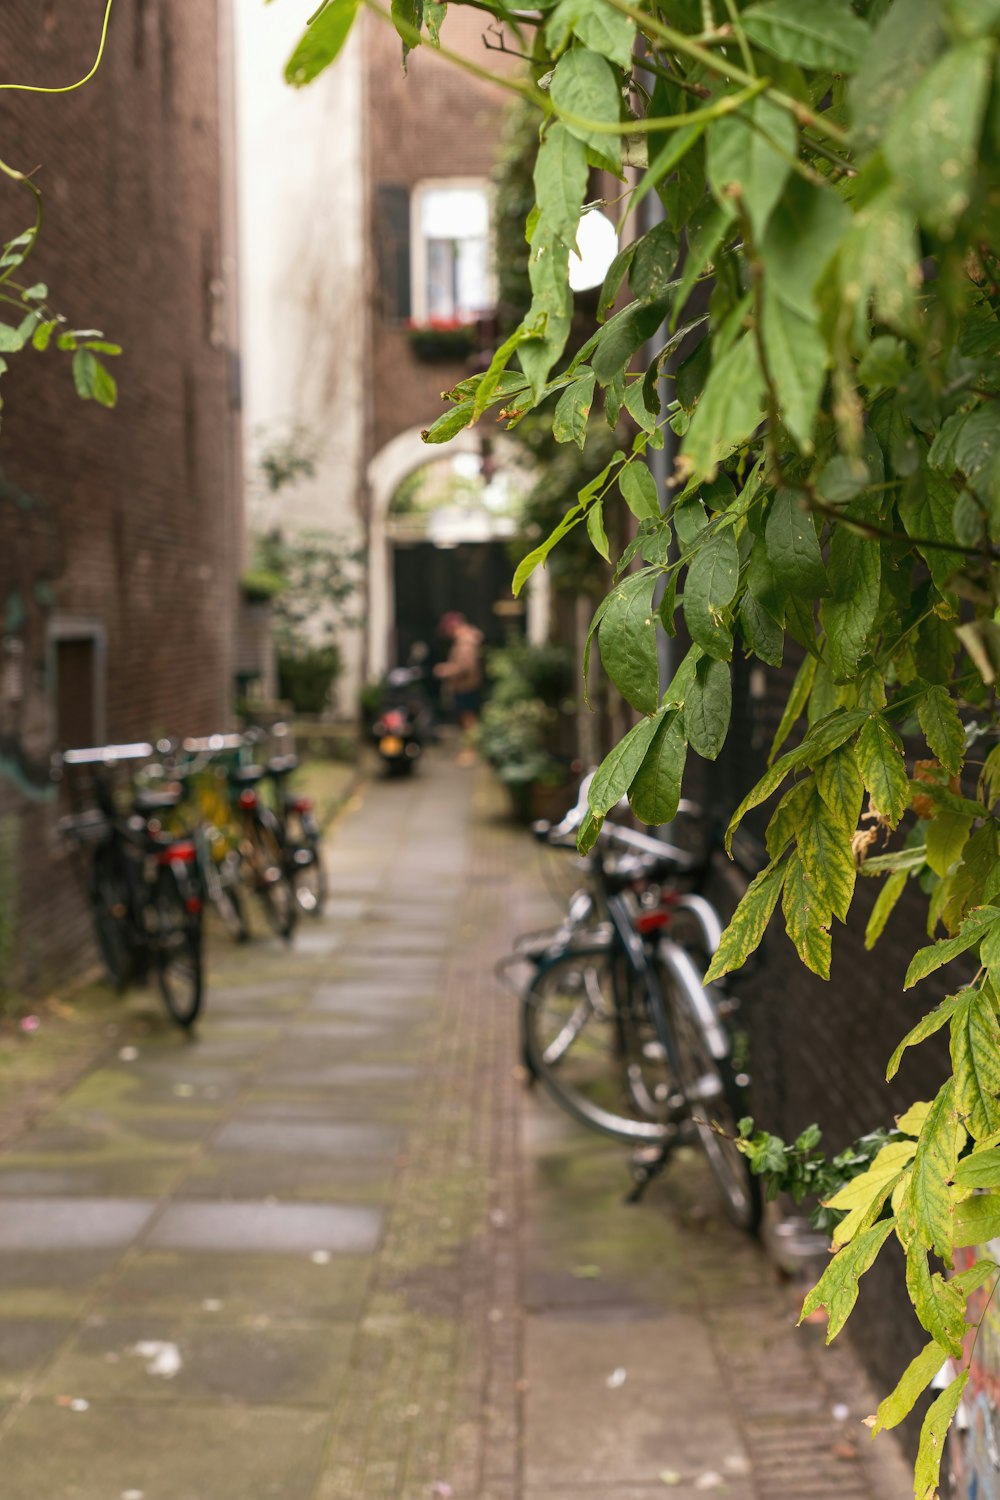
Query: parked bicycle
[
  {"left": 55, "top": 743, "right": 205, "bottom": 1030},
  {"left": 499, "top": 776, "right": 760, "bottom": 1231},
  {"left": 256, "top": 737, "right": 327, "bottom": 917},
  {"left": 179, "top": 734, "right": 299, "bottom": 942}
]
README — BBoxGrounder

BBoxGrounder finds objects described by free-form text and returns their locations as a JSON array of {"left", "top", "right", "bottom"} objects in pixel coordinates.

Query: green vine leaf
[
  {"left": 685, "top": 656, "right": 732, "bottom": 761},
  {"left": 587, "top": 710, "right": 663, "bottom": 816},
  {"left": 598, "top": 570, "right": 660, "bottom": 714},
  {"left": 740, "top": 0, "right": 870, "bottom": 72},
  {"left": 682, "top": 525, "right": 739, "bottom": 662},
  {"left": 285, "top": 0, "right": 362, "bottom": 84},
  {"left": 629, "top": 710, "right": 686, "bottom": 824}
]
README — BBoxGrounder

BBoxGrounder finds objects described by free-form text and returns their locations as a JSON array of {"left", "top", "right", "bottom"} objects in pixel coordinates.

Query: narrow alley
[{"left": 0, "top": 756, "right": 911, "bottom": 1499}]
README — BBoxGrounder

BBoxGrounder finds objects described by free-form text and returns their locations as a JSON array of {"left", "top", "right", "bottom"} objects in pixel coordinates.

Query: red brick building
[{"left": 0, "top": 0, "right": 241, "bottom": 989}]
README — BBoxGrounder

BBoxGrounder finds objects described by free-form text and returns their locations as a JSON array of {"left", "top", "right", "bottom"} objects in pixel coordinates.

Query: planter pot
[
  {"left": 407, "top": 328, "right": 476, "bottom": 362},
  {"left": 529, "top": 780, "right": 574, "bottom": 823}
]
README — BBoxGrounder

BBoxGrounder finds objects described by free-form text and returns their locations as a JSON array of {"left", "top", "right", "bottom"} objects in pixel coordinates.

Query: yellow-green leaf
[
  {"left": 765, "top": 779, "right": 813, "bottom": 860},
  {"left": 887, "top": 994, "right": 966, "bottom": 1081},
  {"left": 905, "top": 1243, "right": 966, "bottom": 1357},
  {"left": 825, "top": 1138, "right": 916, "bottom": 1248},
  {"left": 925, "top": 809, "right": 973, "bottom": 879},
  {"left": 800, "top": 1218, "right": 894, "bottom": 1341},
  {"left": 905, "top": 906, "right": 1000, "bottom": 990},
  {"left": 908, "top": 1079, "right": 961, "bottom": 1261},
  {"left": 918, "top": 685, "right": 966, "bottom": 776},
  {"left": 951, "top": 986, "right": 1000, "bottom": 1139},
  {"left": 798, "top": 792, "right": 856, "bottom": 922},
  {"left": 856, "top": 714, "right": 910, "bottom": 827},
  {"left": 954, "top": 1190, "right": 1000, "bottom": 1248},
  {"left": 897, "top": 1100, "right": 932, "bottom": 1137},
  {"left": 781, "top": 852, "right": 832, "bottom": 980},
  {"left": 954, "top": 1145, "right": 1000, "bottom": 1190},
  {"left": 705, "top": 857, "right": 789, "bottom": 982},
  {"left": 815, "top": 744, "right": 864, "bottom": 832},
  {"left": 769, "top": 654, "right": 817, "bottom": 764},
  {"left": 871, "top": 1339, "right": 950, "bottom": 1436},
  {"left": 914, "top": 1371, "right": 969, "bottom": 1500}
]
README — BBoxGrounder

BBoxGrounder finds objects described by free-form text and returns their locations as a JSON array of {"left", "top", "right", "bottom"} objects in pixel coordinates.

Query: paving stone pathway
[{"left": 0, "top": 755, "right": 912, "bottom": 1498}]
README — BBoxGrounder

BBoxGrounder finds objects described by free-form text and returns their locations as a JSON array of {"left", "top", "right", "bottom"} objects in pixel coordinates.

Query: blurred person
[{"left": 435, "top": 611, "right": 483, "bottom": 765}]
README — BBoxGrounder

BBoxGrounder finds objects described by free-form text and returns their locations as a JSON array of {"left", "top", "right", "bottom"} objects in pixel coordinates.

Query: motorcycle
[{"left": 372, "top": 664, "right": 433, "bottom": 775}]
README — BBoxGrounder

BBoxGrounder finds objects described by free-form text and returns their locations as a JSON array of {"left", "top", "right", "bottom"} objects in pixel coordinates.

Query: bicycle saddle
[
  {"left": 267, "top": 755, "right": 299, "bottom": 776},
  {"left": 133, "top": 788, "right": 181, "bottom": 815},
  {"left": 228, "top": 764, "right": 266, "bottom": 786}
]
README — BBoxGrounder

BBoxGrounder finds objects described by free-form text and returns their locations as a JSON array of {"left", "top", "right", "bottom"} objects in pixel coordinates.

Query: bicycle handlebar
[{"left": 56, "top": 742, "right": 154, "bottom": 768}]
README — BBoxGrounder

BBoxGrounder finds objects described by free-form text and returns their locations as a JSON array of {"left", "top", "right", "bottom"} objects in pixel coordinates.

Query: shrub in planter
[{"left": 277, "top": 644, "right": 343, "bottom": 717}]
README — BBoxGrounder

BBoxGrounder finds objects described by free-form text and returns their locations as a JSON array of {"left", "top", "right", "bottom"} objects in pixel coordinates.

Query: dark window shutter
[{"left": 375, "top": 185, "right": 411, "bottom": 323}]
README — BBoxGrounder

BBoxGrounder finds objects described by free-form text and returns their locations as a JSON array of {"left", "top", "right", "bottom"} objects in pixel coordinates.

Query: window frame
[{"left": 409, "top": 177, "right": 494, "bottom": 326}]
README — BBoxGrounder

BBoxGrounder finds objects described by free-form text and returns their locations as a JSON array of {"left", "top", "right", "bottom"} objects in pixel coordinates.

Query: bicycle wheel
[
  {"left": 89, "top": 847, "right": 134, "bottom": 991},
  {"left": 205, "top": 849, "right": 249, "bottom": 942},
  {"left": 248, "top": 811, "right": 297, "bottom": 941},
  {"left": 522, "top": 945, "right": 674, "bottom": 1143},
  {"left": 153, "top": 868, "right": 204, "bottom": 1029},
  {"left": 656, "top": 941, "right": 761, "bottom": 1232}
]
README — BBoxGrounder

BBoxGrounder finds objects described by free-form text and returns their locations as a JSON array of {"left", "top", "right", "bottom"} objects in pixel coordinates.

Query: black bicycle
[
  {"left": 56, "top": 743, "right": 205, "bottom": 1030},
  {"left": 263, "top": 750, "right": 327, "bottom": 917},
  {"left": 504, "top": 777, "right": 760, "bottom": 1232}
]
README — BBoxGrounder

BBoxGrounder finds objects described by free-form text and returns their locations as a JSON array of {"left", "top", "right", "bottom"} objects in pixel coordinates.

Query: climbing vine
[{"left": 297, "top": 0, "right": 1000, "bottom": 1486}]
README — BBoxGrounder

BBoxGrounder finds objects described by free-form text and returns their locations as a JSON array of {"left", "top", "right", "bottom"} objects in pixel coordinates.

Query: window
[
  {"left": 411, "top": 181, "right": 491, "bottom": 324},
  {"left": 49, "top": 622, "right": 105, "bottom": 751}
]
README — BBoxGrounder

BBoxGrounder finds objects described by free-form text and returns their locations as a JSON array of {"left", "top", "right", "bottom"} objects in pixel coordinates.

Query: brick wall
[
  {"left": 0, "top": 0, "right": 241, "bottom": 990},
  {"left": 362, "top": 9, "right": 509, "bottom": 461}
]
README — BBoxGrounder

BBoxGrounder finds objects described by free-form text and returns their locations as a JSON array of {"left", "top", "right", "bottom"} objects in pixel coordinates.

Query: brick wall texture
[
  {"left": 362, "top": 8, "right": 508, "bottom": 461},
  {"left": 0, "top": 0, "right": 241, "bottom": 989}
]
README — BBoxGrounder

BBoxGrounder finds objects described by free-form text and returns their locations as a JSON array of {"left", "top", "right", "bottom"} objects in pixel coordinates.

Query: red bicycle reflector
[
  {"left": 635, "top": 908, "right": 672, "bottom": 935},
  {"left": 290, "top": 796, "right": 313, "bottom": 813},
  {"left": 159, "top": 841, "right": 197, "bottom": 864},
  {"left": 185, "top": 896, "right": 202, "bottom": 915},
  {"left": 238, "top": 790, "right": 257, "bottom": 810}
]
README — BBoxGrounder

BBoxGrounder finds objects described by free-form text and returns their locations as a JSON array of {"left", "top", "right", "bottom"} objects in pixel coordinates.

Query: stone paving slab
[
  {"left": 37, "top": 1312, "right": 356, "bottom": 1405},
  {"left": 104, "top": 1250, "right": 373, "bottom": 1321},
  {"left": 0, "top": 1198, "right": 155, "bottom": 1248},
  {"left": 148, "top": 1201, "right": 383, "bottom": 1254},
  {"left": 0, "top": 1402, "right": 330, "bottom": 1500}
]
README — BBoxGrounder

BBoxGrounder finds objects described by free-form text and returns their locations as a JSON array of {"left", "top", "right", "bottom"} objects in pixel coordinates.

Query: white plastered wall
[{"left": 233, "top": 1, "right": 366, "bottom": 711}]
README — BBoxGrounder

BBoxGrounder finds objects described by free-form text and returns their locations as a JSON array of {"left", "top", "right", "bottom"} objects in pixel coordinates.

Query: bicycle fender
[{"left": 657, "top": 939, "right": 730, "bottom": 1061}]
